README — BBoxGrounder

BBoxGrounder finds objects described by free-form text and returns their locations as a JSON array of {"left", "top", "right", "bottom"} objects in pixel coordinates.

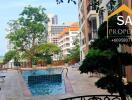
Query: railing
[
  {"left": 61, "top": 68, "right": 68, "bottom": 77},
  {"left": 60, "top": 95, "right": 121, "bottom": 100},
  {"left": 87, "top": 4, "right": 96, "bottom": 14},
  {"left": 2, "top": 61, "right": 65, "bottom": 69},
  {"left": 3, "top": 62, "right": 31, "bottom": 69}
]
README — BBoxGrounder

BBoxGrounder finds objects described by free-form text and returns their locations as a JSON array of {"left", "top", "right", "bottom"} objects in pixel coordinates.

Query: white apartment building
[
  {"left": 50, "top": 25, "right": 69, "bottom": 45},
  {"left": 58, "top": 23, "right": 79, "bottom": 56},
  {"left": 47, "top": 14, "right": 58, "bottom": 42},
  {"left": 47, "top": 14, "right": 79, "bottom": 60},
  {"left": 48, "top": 14, "right": 58, "bottom": 25},
  {"left": 47, "top": 14, "right": 70, "bottom": 45}
]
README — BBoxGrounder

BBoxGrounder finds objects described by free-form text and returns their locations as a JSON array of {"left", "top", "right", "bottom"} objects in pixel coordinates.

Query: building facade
[
  {"left": 47, "top": 14, "right": 79, "bottom": 60},
  {"left": 58, "top": 23, "right": 79, "bottom": 56},
  {"left": 47, "top": 14, "right": 58, "bottom": 42},
  {"left": 78, "top": 0, "right": 132, "bottom": 82},
  {"left": 78, "top": 0, "right": 123, "bottom": 61},
  {"left": 78, "top": 0, "right": 101, "bottom": 61},
  {"left": 50, "top": 25, "right": 69, "bottom": 45},
  {"left": 78, "top": 0, "right": 89, "bottom": 61}
]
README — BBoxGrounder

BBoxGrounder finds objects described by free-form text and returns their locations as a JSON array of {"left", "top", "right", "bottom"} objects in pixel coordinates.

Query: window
[
  {"left": 66, "top": 38, "right": 69, "bottom": 41},
  {"left": 66, "top": 43, "right": 70, "bottom": 47},
  {"left": 82, "top": 38, "right": 85, "bottom": 45},
  {"left": 72, "top": 32, "right": 77, "bottom": 34},
  {"left": 65, "top": 32, "right": 69, "bottom": 35},
  {"left": 52, "top": 18, "right": 55, "bottom": 24},
  {"left": 99, "top": 11, "right": 104, "bottom": 25},
  {"left": 90, "top": 18, "right": 97, "bottom": 39},
  {"left": 91, "top": 18, "right": 97, "bottom": 33}
]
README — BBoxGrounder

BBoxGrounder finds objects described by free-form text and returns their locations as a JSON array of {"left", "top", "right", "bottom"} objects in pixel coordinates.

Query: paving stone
[{"left": 0, "top": 67, "right": 109, "bottom": 100}]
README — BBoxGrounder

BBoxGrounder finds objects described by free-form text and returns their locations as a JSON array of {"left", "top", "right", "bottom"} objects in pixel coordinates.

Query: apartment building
[
  {"left": 78, "top": 0, "right": 100, "bottom": 61},
  {"left": 78, "top": 0, "right": 132, "bottom": 82},
  {"left": 47, "top": 14, "right": 58, "bottom": 43},
  {"left": 78, "top": 0, "right": 89, "bottom": 61},
  {"left": 58, "top": 23, "right": 79, "bottom": 56},
  {"left": 50, "top": 25, "right": 69, "bottom": 45},
  {"left": 78, "top": 0, "right": 124, "bottom": 61}
]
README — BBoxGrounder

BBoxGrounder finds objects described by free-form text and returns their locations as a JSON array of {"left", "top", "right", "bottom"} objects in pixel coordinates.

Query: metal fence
[
  {"left": 2, "top": 61, "right": 65, "bottom": 69},
  {"left": 60, "top": 95, "right": 121, "bottom": 100}
]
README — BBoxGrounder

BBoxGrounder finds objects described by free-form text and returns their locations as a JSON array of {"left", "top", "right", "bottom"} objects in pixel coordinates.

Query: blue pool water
[{"left": 22, "top": 68, "right": 65, "bottom": 96}]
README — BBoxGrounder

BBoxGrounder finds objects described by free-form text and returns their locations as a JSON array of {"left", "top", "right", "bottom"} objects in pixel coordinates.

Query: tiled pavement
[
  {"left": 0, "top": 67, "right": 109, "bottom": 100},
  {"left": 0, "top": 70, "right": 24, "bottom": 100}
]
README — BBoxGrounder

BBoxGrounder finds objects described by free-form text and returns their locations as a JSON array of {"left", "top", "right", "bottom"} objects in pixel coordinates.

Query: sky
[{"left": 0, "top": 0, "right": 78, "bottom": 56}]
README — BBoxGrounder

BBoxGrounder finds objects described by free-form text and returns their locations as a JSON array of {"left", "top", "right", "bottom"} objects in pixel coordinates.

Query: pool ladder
[{"left": 61, "top": 68, "right": 68, "bottom": 77}]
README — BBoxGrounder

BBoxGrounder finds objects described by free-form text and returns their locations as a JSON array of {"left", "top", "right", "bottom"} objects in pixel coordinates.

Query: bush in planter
[
  {"left": 32, "top": 57, "right": 38, "bottom": 65},
  {"left": 45, "top": 55, "right": 52, "bottom": 64}
]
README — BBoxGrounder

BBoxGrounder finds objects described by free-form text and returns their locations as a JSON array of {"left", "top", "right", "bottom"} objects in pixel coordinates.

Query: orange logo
[{"left": 107, "top": 4, "right": 132, "bottom": 19}]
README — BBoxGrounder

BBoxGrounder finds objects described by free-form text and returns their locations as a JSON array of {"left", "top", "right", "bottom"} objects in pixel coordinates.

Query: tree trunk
[{"left": 29, "top": 58, "right": 32, "bottom": 68}]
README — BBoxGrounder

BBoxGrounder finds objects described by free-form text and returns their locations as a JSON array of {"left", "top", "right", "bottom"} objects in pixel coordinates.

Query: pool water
[{"left": 22, "top": 68, "right": 65, "bottom": 96}]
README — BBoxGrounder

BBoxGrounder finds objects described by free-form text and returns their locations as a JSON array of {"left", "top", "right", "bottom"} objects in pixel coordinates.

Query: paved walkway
[{"left": 0, "top": 67, "right": 109, "bottom": 100}]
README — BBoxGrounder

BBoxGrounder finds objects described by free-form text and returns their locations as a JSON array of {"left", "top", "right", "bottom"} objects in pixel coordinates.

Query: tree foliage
[
  {"left": 6, "top": 6, "right": 49, "bottom": 67},
  {"left": 3, "top": 50, "right": 19, "bottom": 63},
  {"left": 90, "top": 0, "right": 116, "bottom": 13},
  {"left": 37, "top": 42, "right": 61, "bottom": 54},
  {"left": 56, "top": 0, "right": 76, "bottom": 4},
  {"left": 36, "top": 43, "right": 61, "bottom": 64}
]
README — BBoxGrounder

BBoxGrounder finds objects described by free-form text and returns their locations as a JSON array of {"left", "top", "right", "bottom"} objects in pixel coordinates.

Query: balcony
[
  {"left": 89, "top": 17, "right": 98, "bottom": 40},
  {"left": 87, "top": 5, "right": 97, "bottom": 20}
]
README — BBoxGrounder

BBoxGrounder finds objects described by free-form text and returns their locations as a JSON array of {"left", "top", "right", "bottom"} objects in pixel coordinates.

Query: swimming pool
[{"left": 22, "top": 68, "right": 65, "bottom": 96}]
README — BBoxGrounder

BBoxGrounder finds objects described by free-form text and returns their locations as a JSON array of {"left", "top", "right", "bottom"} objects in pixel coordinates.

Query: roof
[
  {"left": 70, "top": 22, "right": 79, "bottom": 27},
  {"left": 59, "top": 27, "right": 79, "bottom": 37}
]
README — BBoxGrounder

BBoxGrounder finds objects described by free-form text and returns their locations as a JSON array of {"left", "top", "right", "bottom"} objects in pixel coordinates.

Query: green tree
[
  {"left": 79, "top": 16, "right": 132, "bottom": 99},
  {"left": 6, "top": 5, "right": 49, "bottom": 67},
  {"left": 36, "top": 42, "right": 61, "bottom": 64},
  {"left": 68, "top": 38, "right": 80, "bottom": 62},
  {"left": 3, "top": 50, "right": 19, "bottom": 64}
]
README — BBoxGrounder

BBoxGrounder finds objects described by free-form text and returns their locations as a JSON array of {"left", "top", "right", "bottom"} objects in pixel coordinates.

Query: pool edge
[{"left": 17, "top": 73, "right": 32, "bottom": 97}]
